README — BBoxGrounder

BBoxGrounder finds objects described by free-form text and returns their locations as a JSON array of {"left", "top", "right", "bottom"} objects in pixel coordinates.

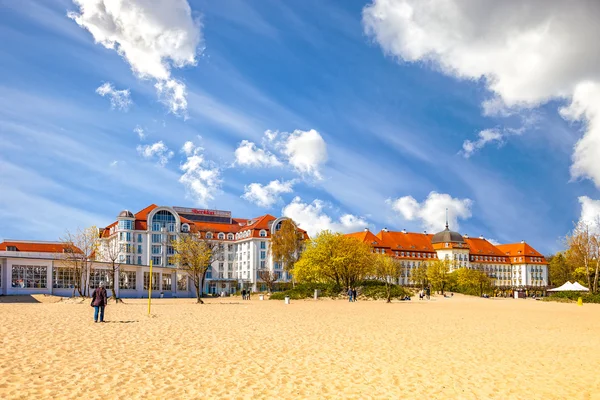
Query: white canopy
[
  {"left": 571, "top": 282, "right": 590, "bottom": 292},
  {"left": 548, "top": 281, "right": 574, "bottom": 292},
  {"left": 548, "top": 281, "right": 590, "bottom": 292}
]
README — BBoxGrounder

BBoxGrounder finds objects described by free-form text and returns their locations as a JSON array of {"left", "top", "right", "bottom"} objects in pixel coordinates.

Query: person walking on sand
[
  {"left": 347, "top": 288, "right": 353, "bottom": 302},
  {"left": 91, "top": 282, "right": 108, "bottom": 323},
  {"left": 352, "top": 288, "right": 357, "bottom": 302},
  {"left": 426, "top": 286, "right": 431, "bottom": 300},
  {"left": 241, "top": 289, "right": 246, "bottom": 300}
]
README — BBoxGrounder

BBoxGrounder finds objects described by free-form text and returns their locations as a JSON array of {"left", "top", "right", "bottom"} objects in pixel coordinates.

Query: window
[
  {"left": 143, "top": 272, "right": 160, "bottom": 290},
  {"left": 119, "top": 271, "right": 136, "bottom": 290},
  {"left": 137, "top": 245, "right": 142, "bottom": 254},
  {"left": 260, "top": 241, "right": 266, "bottom": 249},
  {"left": 260, "top": 261, "right": 266, "bottom": 269},
  {"left": 11, "top": 265, "right": 47, "bottom": 288},
  {"left": 151, "top": 210, "right": 177, "bottom": 232},
  {"left": 206, "top": 267, "right": 212, "bottom": 279},
  {"left": 162, "top": 273, "right": 172, "bottom": 291},
  {"left": 395, "top": 251, "right": 398, "bottom": 256},
  {"left": 401, "top": 252, "right": 405, "bottom": 257},
  {"left": 206, "top": 232, "right": 213, "bottom": 239},
  {"left": 126, "top": 255, "right": 131, "bottom": 264},
  {"left": 137, "top": 234, "right": 142, "bottom": 242},
  {"left": 89, "top": 269, "right": 110, "bottom": 289},
  {"left": 177, "top": 274, "right": 188, "bottom": 291},
  {"left": 152, "top": 234, "right": 163, "bottom": 243},
  {"left": 152, "top": 256, "right": 162, "bottom": 266},
  {"left": 53, "top": 267, "right": 76, "bottom": 289},
  {"left": 260, "top": 251, "right": 266, "bottom": 259},
  {"left": 137, "top": 256, "right": 142, "bottom": 265},
  {"left": 228, "top": 263, "right": 233, "bottom": 271},
  {"left": 181, "top": 224, "right": 190, "bottom": 233},
  {"left": 228, "top": 244, "right": 234, "bottom": 252},
  {"left": 218, "top": 233, "right": 225, "bottom": 240},
  {"left": 152, "top": 245, "right": 162, "bottom": 255},
  {"left": 260, "top": 230, "right": 267, "bottom": 237},
  {"left": 227, "top": 233, "right": 234, "bottom": 240}
]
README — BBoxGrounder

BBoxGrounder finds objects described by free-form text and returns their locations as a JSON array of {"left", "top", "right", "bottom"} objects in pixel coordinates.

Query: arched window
[
  {"left": 227, "top": 233, "right": 234, "bottom": 240},
  {"left": 259, "top": 230, "right": 267, "bottom": 237},
  {"left": 206, "top": 232, "right": 213, "bottom": 239},
  {"left": 181, "top": 224, "right": 190, "bottom": 233},
  {"left": 152, "top": 210, "right": 176, "bottom": 232},
  {"left": 218, "top": 233, "right": 225, "bottom": 240}
]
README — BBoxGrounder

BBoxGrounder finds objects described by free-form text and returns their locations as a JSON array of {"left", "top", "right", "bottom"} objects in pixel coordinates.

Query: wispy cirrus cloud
[{"left": 95, "top": 82, "right": 132, "bottom": 111}]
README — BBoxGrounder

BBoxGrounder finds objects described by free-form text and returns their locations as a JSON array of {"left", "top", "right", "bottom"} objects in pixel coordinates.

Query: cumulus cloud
[
  {"left": 462, "top": 129, "right": 503, "bottom": 158},
  {"left": 387, "top": 191, "right": 473, "bottom": 232},
  {"left": 134, "top": 125, "right": 145, "bottom": 140},
  {"left": 136, "top": 141, "right": 174, "bottom": 167},
  {"left": 578, "top": 196, "right": 600, "bottom": 232},
  {"left": 282, "top": 197, "right": 369, "bottom": 237},
  {"left": 281, "top": 129, "right": 327, "bottom": 179},
  {"left": 242, "top": 180, "right": 294, "bottom": 208},
  {"left": 69, "top": 0, "right": 202, "bottom": 115},
  {"left": 234, "top": 129, "right": 328, "bottom": 179},
  {"left": 179, "top": 141, "right": 221, "bottom": 206},
  {"left": 95, "top": 82, "right": 132, "bottom": 110},
  {"left": 234, "top": 140, "right": 281, "bottom": 168},
  {"left": 363, "top": 0, "right": 600, "bottom": 187}
]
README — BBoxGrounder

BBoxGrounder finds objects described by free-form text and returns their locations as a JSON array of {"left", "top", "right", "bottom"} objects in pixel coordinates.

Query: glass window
[
  {"left": 89, "top": 269, "right": 110, "bottom": 289},
  {"left": 119, "top": 271, "right": 137, "bottom": 290},
  {"left": 260, "top": 251, "right": 266, "bottom": 259},
  {"left": 152, "top": 245, "right": 162, "bottom": 255},
  {"left": 118, "top": 220, "right": 133, "bottom": 230},
  {"left": 206, "top": 267, "right": 212, "bottom": 279},
  {"left": 151, "top": 210, "right": 176, "bottom": 232},
  {"left": 137, "top": 256, "right": 142, "bottom": 265},
  {"left": 152, "top": 256, "right": 162, "bottom": 266},
  {"left": 162, "top": 273, "right": 172, "bottom": 291},
  {"left": 166, "top": 246, "right": 175, "bottom": 255},
  {"left": 152, "top": 234, "right": 163, "bottom": 243},
  {"left": 126, "top": 255, "right": 131, "bottom": 264},
  {"left": 137, "top": 244, "right": 142, "bottom": 254},
  {"left": 137, "top": 234, "right": 143, "bottom": 242},
  {"left": 260, "top": 241, "right": 266, "bottom": 249},
  {"left": 218, "top": 233, "right": 225, "bottom": 240},
  {"left": 206, "top": 232, "right": 213, "bottom": 239},
  {"left": 143, "top": 272, "right": 160, "bottom": 290},
  {"left": 228, "top": 263, "right": 233, "bottom": 271},
  {"left": 53, "top": 267, "right": 76, "bottom": 289},
  {"left": 260, "top": 230, "right": 267, "bottom": 237},
  {"left": 227, "top": 233, "right": 234, "bottom": 240},
  {"left": 260, "top": 261, "right": 266, "bottom": 269},
  {"left": 11, "top": 265, "right": 48, "bottom": 288}
]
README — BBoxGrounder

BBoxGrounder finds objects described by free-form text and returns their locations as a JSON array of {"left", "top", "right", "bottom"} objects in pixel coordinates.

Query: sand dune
[{"left": 0, "top": 295, "right": 599, "bottom": 399}]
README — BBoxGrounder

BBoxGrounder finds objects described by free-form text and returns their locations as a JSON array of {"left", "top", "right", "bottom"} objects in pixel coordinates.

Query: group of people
[
  {"left": 241, "top": 289, "right": 252, "bottom": 300},
  {"left": 347, "top": 288, "right": 358, "bottom": 302},
  {"left": 418, "top": 287, "right": 431, "bottom": 300}
]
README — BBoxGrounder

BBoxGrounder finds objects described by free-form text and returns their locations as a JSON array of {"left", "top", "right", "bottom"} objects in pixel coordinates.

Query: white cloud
[
  {"left": 578, "top": 196, "right": 600, "bottom": 231},
  {"left": 234, "top": 140, "right": 281, "bottom": 168},
  {"left": 179, "top": 141, "right": 221, "bottom": 206},
  {"left": 242, "top": 180, "right": 294, "bottom": 208},
  {"left": 109, "top": 160, "right": 119, "bottom": 167},
  {"left": 282, "top": 197, "right": 369, "bottom": 237},
  {"left": 281, "top": 129, "right": 327, "bottom": 179},
  {"left": 95, "top": 82, "right": 132, "bottom": 111},
  {"left": 69, "top": 0, "right": 202, "bottom": 115},
  {"left": 134, "top": 125, "right": 145, "bottom": 140},
  {"left": 136, "top": 141, "right": 174, "bottom": 167},
  {"left": 462, "top": 129, "right": 503, "bottom": 158},
  {"left": 387, "top": 191, "right": 473, "bottom": 232},
  {"left": 487, "top": 238, "right": 501, "bottom": 246},
  {"left": 363, "top": 0, "right": 600, "bottom": 187}
]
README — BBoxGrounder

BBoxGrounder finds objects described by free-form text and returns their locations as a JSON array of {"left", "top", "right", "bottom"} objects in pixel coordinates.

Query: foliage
[
  {"left": 257, "top": 269, "right": 279, "bottom": 293},
  {"left": 372, "top": 253, "right": 403, "bottom": 302},
  {"left": 411, "top": 262, "right": 428, "bottom": 289},
  {"left": 293, "top": 231, "right": 374, "bottom": 289},
  {"left": 546, "top": 252, "right": 572, "bottom": 287},
  {"left": 450, "top": 267, "right": 493, "bottom": 297},
  {"left": 269, "top": 283, "right": 343, "bottom": 300},
  {"left": 269, "top": 280, "right": 411, "bottom": 301},
  {"left": 426, "top": 259, "right": 451, "bottom": 295},
  {"left": 565, "top": 221, "right": 600, "bottom": 293},
  {"left": 270, "top": 219, "right": 304, "bottom": 279},
  {"left": 359, "top": 280, "right": 411, "bottom": 300},
  {"left": 171, "top": 233, "right": 222, "bottom": 304},
  {"left": 543, "top": 291, "right": 600, "bottom": 304},
  {"left": 59, "top": 226, "right": 100, "bottom": 297}
]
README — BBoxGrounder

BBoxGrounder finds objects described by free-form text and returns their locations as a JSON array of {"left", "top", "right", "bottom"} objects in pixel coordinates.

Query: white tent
[
  {"left": 548, "top": 281, "right": 574, "bottom": 292},
  {"left": 571, "top": 282, "right": 590, "bottom": 292}
]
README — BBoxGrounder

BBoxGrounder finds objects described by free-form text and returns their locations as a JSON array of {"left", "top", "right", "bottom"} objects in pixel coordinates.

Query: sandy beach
[{"left": 0, "top": 294, "right": 599, "bottom": 399}]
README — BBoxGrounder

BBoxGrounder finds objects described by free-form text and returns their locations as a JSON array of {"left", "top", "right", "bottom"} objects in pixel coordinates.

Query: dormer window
[
  {"left": 227, "top": 233, "right": 234, "bottom": 240},
  {"left": 206, "top": 232, "right": 213, "bottom": 239},
  {"left": 7, "top": 245, "right": 17, "bottom": 251},
  {"left": 259, "top": 230, "right": 267, "bottom": 237},
  {"left": 218, "top": 233, "right": 225, "bottom": 240},
  {"left": 181, "top": 224, "right": 190, "bottom": 233}
]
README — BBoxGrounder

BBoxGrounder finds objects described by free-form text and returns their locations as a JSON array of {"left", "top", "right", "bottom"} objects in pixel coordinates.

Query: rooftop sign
[{"left": 173, "top": 207, "right": 232, "bottom": 218}]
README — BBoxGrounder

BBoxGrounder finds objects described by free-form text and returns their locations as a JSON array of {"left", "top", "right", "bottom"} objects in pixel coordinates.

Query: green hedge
[
  {"left": 544, "top": 291, "right": 600, "bottom": 304},
  {"left": 269, "top": 281, "right": 412, "bottom": 301}
]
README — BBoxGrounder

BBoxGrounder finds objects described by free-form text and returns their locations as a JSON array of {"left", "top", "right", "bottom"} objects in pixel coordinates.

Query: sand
[{"left": 0, "top": 294, "right": 599, "bottom": 400}]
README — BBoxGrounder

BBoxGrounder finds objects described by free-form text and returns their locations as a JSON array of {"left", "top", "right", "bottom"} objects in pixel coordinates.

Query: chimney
[
  {"left": 364, "top": 227, "right": 369, "bottom": 232},
  {"left": 383, "top": 227, "right": 389, "bottom": 232},
  {"left": 464, "top": 234, "right": 469, "bottom": 239},
  {"left": 423, "top": 230, "right": 427, "bottom": 234},
  {"left": 521, "top": 240, "right": 525, "bottom": 244},
  {"left": 402, "top": 229, "right": 407, "bottom": 234},
  {"left": 479, "top": 235, "right": 484, "bottom": 239}
]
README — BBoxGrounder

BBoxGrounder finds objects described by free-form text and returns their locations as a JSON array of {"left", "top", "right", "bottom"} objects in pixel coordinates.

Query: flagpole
[{"left": 148, "top": 260, "right": 153, "bottom": 316}]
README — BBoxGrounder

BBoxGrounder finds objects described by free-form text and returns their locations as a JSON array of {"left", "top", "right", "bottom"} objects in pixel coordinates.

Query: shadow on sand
[
  {"left": 103, "top": 320, "right": 139, "bottom": 324},
  {"left": 0, "top": 295, "right": 42, "bottom": 304}
]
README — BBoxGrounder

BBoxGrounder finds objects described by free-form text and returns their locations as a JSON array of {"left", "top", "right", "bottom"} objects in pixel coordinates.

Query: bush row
[
  {"left": 269, "top": 281, "right": 412, "bottom": 301},
  {"left": 544, "top": 291, "right": 600, "bottom": 304}
]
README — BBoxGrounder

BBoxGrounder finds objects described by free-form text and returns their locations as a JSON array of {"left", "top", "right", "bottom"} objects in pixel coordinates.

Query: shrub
[
  {"left": 359, "top": 280, "right": 411, "bottom": 300},
  {"left": 268, "top": 283, "right": 343, "bottom": 300},
  {"left": 545, "top": 292, "right": 600, "bottom": 304}
]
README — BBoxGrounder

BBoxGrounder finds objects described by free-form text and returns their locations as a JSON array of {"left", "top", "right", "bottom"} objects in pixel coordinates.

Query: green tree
[
  {"left": 427, "top": 259, "right": 451, "bottom": 295},
  {"left": 547, "top": 252, "right": 572, "bottom": 287},
  {"left": 454, "top": 267, "right": 492, "bottom": 296},
  {"left": 373, "top": 253, "right": 402, "bottom": 303},
  {"left": 565, "top": 221, "right": 600, "bottom": 293},
  {"left": 411, "top": 262, "right": 428, "bottom": 289}
]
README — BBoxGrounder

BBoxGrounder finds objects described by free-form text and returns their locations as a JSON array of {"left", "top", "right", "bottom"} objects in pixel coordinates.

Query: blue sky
[{"left": 1, "top": 0, "right": 599, "bottom": 254}]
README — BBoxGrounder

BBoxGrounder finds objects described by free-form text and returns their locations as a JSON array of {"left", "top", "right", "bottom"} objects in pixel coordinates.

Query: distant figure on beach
[
  {"left": 352, "top": 289, "right": 357, "bottom": 302},
  {"left": 91, "top": 282, "right": 108, "bottom": 323},
  {"left": 348, "top": 288, "right": 353, "bottom": 302},
  {"left": 247, "top": 289, "right": 251, "bottom": 300},
  {"left": 426, "top": 287, "right": 431, "bottom": 300},
  {"left": 419, "top": 290, "right": 423, "bottom": 300},
  {"left": 242, "top": 289, "right": 246, "bottom": 300}
]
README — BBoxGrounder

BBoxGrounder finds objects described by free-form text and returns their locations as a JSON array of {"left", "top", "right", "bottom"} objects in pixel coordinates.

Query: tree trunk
[
  {"left": 386, "top": 283, "right": 391, "bottom": 303},
  {"left": 593, "top": 263, "right": 599, "bottom": 294},
  {"left": 197, "top": 273, "right": 206, "bottom": 304}
]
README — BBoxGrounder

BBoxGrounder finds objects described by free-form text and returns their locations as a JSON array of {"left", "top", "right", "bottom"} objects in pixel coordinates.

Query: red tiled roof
[
  {"left": 496, "top": 242, "right": 547, "bottom": 263},
  {"left": 0, "top": 241, "right": 75, "bottom": 253},
  {"left": 347, "top": 230, "right": 383, "bottom": 246},
  {"left": 465, "top": 237, "right": 506, "bottom": 257},
  {"left": 377, "top": 231, "right": 435, "bottom": 252}
]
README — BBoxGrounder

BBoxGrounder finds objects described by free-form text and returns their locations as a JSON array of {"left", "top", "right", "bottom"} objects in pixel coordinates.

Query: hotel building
[
  {"left": 0, "top": 204, "right": 307, "bottom": 298},
  {"left": 347, "top": 223, "right": 548, "bottom": 288}
]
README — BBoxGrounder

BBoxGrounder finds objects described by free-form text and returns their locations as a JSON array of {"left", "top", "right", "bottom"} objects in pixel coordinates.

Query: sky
[{"left": 1, "top": 0, "right": 600, "bottom": 254}]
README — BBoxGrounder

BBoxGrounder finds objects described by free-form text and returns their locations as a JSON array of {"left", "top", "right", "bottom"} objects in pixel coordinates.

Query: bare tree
[
  {"left": 271, "top": 219, "right": 305, "bottom": 287},
  {"left": 59, "top": 226, "right": 100, "bottom": 297},
  {"left": 97, "top": 236, "right": 124, "bottom": 302},
  {"left": 171, "top": 233, "right": 223, "bottom": 304},
  {"left": 258, "top": 269, "right": 279, "bottom": 293},
  {"left": 566, "top": 221, "right": 600, "bottom": 293}
]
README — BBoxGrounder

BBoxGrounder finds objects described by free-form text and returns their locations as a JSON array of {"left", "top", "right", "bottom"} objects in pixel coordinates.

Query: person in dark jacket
[{"left": 92, "top": 282, "right": 108, "bottom": 323}]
